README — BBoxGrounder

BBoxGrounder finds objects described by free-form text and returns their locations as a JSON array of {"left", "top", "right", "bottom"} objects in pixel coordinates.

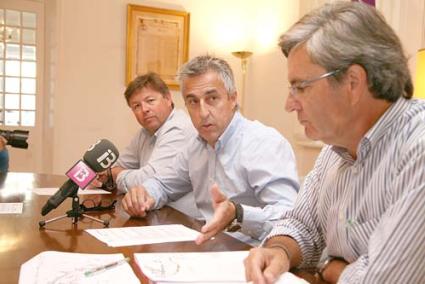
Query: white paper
[
  {"left": 32, "top": 187, "right": 111, "bottom": 195},
  {"left": 135, "top": 251, "right": 308, "bottom": 284},
  {"left": 19, "top": 251, "right": 139, "bottom": 284},
  {"left": 86, "top": 224, "right": 200, "bottom": 247},
  {"left": 0, "top": 202, "right": 23, "bottom": 214}
]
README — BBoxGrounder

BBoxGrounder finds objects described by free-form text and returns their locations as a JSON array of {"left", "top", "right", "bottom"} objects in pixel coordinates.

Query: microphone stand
[{"left": 39, "top": 186, "right": 110, "bottom": 228}]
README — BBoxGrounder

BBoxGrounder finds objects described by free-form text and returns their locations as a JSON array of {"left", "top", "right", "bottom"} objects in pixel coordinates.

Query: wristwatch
[{"left": 227, "top": 201, "right": 244, "bottom": 232}]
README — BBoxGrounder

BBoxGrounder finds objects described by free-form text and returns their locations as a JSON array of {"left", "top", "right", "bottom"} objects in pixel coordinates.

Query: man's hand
[
  {"left": 319, "top": 258, "right": 348, "bottom": 284},
  {"left": 195, "top": 184, "right": 236, "bottom": 244},
  {"left": 122, "top": 186, "right": 155, "bottom": 217},
  {"left": 87, "top": 170, "right": 108, "bottom": 189},
  {"left": 87, "top": 166, "right": 124, "bottom": 189},
  {"left": 244, "top": 247, "right": 290, "bottom": 284}
]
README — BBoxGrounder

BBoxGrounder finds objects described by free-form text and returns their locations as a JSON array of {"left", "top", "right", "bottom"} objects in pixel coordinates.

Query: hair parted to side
[
  {"left": 124, "top": 72, "right": 171, "bottom": 105},
  {"left": 279, "top": 1, "right": 413, "bottom": 101},
  {"left": 177, "top": 55, "right": 237, "bottom": 96}
]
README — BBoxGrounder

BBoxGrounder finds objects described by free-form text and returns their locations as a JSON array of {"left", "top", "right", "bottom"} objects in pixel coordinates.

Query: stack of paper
[
  {"left": 19, "top": 251, "right": 139, "bottom": 284},
  {"left": 134, "top": 251, "right": 308, "bottom": 284},
  {"left": 86, "top": 224, "right": 200, "bottom": 247}
]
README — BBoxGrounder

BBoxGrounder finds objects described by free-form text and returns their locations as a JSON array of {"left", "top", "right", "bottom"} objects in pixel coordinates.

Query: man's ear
[
  {"left": 345, "top": 64, "right": 368, "bottom": 105},
  {"left": 164, "top": 92, "right": 173, "bottom": 104},
  {"left": 229, "top": 91, "right": 238, "bottom": 109}
]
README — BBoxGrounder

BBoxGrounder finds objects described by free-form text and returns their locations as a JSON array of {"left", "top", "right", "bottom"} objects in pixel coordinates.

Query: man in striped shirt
[{"left": 245, "top": 2, "right": 425, "bottom": 284}]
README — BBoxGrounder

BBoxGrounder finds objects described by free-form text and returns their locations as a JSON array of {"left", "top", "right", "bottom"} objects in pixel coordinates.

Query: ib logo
[
  {"left": 97, "top": 149, "right": 117, "bottom": 169},
  {"left": 66, "top": 160, "right": 96, "bottom": 189}
]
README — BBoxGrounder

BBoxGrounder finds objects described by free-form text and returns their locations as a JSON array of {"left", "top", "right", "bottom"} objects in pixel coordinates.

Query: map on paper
[
  {"left": 0, "top": 202, "right": 23, "bottom": 214},
  {"left": 86, "top": 224, "right": 200, "bottom": 247},
  {"left": 32, "top": 187, "right": 111, "bottom": 196},
  {"left": 135, "top": 251, "right": 308, "bottom": 284},
  {"left": 19, "top": 251, "right": 139, "bottom": 284}
]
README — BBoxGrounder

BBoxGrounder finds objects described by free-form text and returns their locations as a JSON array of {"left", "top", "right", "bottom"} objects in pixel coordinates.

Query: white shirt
[{"left": 144, "top": 111, "right": 299, "bottom": 241}]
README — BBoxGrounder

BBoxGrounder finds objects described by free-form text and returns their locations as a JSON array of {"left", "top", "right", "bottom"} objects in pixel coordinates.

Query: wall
[
  {"left": 22, "top": 0, "right": 425, "bottom": 177},
  {"left": 42, "top": 0, "right": 309, "bottom": 175}
]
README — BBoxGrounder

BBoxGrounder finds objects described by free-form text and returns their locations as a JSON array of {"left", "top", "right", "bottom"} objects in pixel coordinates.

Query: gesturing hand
[{"left": 195, "top": 183, "right": 236, "bottom": 244}]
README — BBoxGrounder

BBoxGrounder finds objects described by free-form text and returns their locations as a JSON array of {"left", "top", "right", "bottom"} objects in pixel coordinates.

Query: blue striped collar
[{"left": 332, "top": 97, "right": 409, "bottom": 162}]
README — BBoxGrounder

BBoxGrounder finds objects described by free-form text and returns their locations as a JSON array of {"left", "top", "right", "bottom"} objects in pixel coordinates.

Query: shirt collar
[
  {"left": 362, "top": 97, "right": 409, "bottom": 145},
  {"left": 142, "top": 109, "right": 175, "bottom": 138},
  {"left": 197, "top": 111, "right": 241, "bottom": 151},
  {"left": 332, "top": 97, "right": 409, "bottom": 162}
]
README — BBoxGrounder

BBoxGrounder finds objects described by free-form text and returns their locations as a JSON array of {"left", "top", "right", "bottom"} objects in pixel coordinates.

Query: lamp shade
[{"left": 415, "top": 48, "right": 425, "bottom": 98}]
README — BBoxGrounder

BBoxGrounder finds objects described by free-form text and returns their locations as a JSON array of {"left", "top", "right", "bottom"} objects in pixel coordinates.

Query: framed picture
[{"left": 126, "top": 5, "right": 190, "bottom": 90}]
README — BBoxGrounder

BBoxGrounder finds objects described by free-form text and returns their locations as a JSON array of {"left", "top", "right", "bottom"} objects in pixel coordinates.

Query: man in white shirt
[
  {"left": 94, "top": 72, "right": 199, "bottom": 216},
  {"left": 122, "top": 56, "right": 299, "bottom": 244}
]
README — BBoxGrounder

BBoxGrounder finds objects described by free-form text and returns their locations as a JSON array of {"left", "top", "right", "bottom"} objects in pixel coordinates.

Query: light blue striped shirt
[
  {"left": 144, "top": 111, "right": 299, "bottom": 241},
  {"left": 267, "top": 97, "right": 425, "bottom": 283}
]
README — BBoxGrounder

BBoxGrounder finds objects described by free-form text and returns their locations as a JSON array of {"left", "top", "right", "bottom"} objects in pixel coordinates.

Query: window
[{"left": 0, "top": 9, "right": 37, "bottom": 126}]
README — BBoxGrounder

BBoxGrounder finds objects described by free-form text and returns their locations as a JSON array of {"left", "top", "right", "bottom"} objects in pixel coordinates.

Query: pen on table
[{"left": 84, "top": 256, "right": 130, "bottom": 277}]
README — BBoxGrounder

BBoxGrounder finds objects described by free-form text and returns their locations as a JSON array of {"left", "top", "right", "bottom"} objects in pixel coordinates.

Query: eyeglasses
[
  {"left": 289, "top": 69, "right": 341, "bottom": 97},
  {"left": 81, "top": 198, "right": 117, "bottom": 212}
]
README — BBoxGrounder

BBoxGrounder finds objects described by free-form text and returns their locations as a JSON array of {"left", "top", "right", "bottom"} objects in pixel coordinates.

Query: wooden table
[{"left": 0, "top": 172, "right": 251, "bottom": 283}]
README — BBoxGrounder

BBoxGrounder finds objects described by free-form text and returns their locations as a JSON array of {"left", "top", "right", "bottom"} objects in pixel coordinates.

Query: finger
[
  {"left": 262, "top": 250, "right": 288, "bottom": 284},
  {"left": 121, "top": 194, "right": 132, "bottom": 215},
  {"left": 128, "top": 189, "right": 140, "bottom": 215},
  {"left": 127, "top": 188, "right": 143, "bottom": 216},
  {"left": 133, "top": 188, "right": 149, "bottom": 216},
  {"left": 244, "top": 249, "right": 267, "bottom": 284},
  {"left": 90, "top": 179, "right": 103, "bottom": 188},
  {"left": 201, "top": 216, "right": 221, "bottom": 233},
  {"left": 195, "top": 234, "right": 205, "bottom": 245},
  {"left": 145, "top": 195, "right": 155, "bottom": 211},
  {"left": 140, "top": 190, "right": 154, "bottom": 212},
  {"left": 210, "top": 183, "right": 227, "bottom": 206},
  {"left": 263, "top": 271, "right": 277, "bottom": 284},
  {"left": 128, "top": 187, "right": 152, "bottom": 217},
  {"left": 195, "top": 231, "right": 214, "bottom": 245}
]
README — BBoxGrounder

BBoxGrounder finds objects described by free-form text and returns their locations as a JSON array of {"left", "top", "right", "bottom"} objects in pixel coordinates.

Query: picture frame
[{"left": 126, "top": 4, "right": 190, "bottom": 90}]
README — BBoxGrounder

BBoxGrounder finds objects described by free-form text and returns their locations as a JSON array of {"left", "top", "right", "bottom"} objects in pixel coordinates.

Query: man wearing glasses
[
  {"left": 245, "top": 2, "right": 425, "bottom": 284},
  {"left": 122, "top": 55, "right": 299, "bottom": 245}
]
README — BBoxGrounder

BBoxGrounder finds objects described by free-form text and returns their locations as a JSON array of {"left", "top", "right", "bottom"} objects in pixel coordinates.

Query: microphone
[{"left": 41, "top": 139, "right": 119, "bottom": 216}]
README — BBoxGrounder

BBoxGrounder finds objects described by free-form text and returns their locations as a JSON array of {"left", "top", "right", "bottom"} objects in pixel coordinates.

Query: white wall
[
  {"left": 42, "top": 0, "right": 308, "bottom": 175},
  {"left": 13, "top": 0, "right": 425, "bottom": 177}
]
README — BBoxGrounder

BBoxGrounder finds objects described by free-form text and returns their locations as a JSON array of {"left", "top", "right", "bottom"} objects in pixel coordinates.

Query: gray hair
[
  {"left": 279, "top": 1, "right": 413, "bottom": 101},
  {"left": 177, "top": 55, "right": 237, "bottom": 96}
]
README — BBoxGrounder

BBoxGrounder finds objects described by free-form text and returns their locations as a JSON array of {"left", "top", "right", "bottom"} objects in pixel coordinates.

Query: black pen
[{"left": 84, "top": 257, "right": 130, "bottom": 277}]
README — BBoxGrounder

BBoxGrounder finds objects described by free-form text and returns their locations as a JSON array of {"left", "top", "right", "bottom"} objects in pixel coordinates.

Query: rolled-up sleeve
[
  {"left": 116, "top": 125, "right": 189, "bottom": 193},
  {"left": 143, "top": 149, "right": 193, "bottom": 210},
  {"left": 240, "top": 134, "right": 300, "bottom": 241}
]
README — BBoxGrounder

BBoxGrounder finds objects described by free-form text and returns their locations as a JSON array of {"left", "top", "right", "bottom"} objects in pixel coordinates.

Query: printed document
[
  {"left": 86, "top": 224, "right": 199, "bottom": 247},
  {"left": 19, "top": 251, "right": 139, "bottom": 284},
  {"left": 0, "top": 202, "right": 23, "bottom": 214},
  {"left": 135, "top": 251, "right": 308, "bottom": 284}
]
